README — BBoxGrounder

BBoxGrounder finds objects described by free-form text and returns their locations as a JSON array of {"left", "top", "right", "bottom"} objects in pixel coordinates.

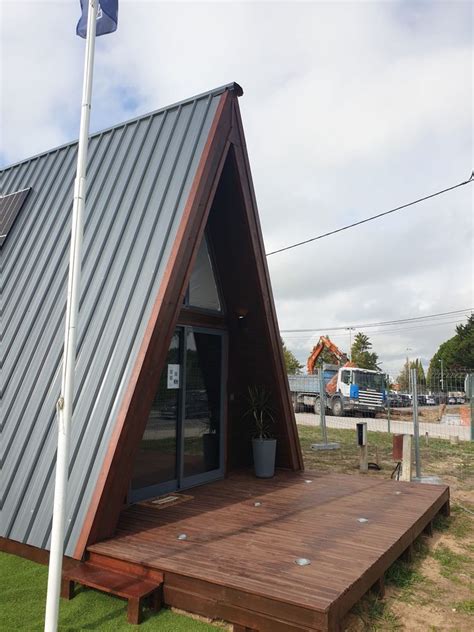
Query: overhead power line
[
  {"left": 266, "top": 173, "right": 473, "bottom": 256},
  {"left": 279, "top": 308, "right": 472, "bottom": 334},
  {"left": 282, "top": 318, "right": 467, "bottom": 341}
]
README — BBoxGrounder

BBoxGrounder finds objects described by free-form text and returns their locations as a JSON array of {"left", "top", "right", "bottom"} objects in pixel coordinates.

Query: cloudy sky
[{"left": 1, "top": 0, "right": 472, "bottom": 377}]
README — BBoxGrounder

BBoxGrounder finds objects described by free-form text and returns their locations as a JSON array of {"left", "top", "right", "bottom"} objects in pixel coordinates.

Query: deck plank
[{"left": 88, "top": 471, "right": 448, "bottom": 630}]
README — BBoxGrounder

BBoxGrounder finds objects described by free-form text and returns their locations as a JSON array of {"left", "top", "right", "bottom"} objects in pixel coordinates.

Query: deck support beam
[
  {"left": 441, "top": 500, "right": 450, "bottom": 517},
  {"left": 424, "top": 520, "right": 434, "bottom": 537},
  {"left": 401, "top": 543, "right": 414, "bottom": 563},
  {"left": 370, "top": 576, "right": 385, "bottom": 598}
]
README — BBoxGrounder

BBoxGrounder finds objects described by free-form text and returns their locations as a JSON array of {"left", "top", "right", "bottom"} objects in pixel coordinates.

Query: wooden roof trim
[{"left": 74, "top": 89, "right": 235, "bottom": 559}]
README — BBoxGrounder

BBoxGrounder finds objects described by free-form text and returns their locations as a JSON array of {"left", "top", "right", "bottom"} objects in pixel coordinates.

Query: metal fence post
[
  {"left": 411, "top": 367, "right": 421, "bottom": 478},
  {"left": 319, "top": 368, "right": 328, "bottom": 444},
  {"left": 469, "top": 373, "right": 474, "bottom": 442},
  {"left": 386, "top": 373, "right": 391, "bottom": 434}
]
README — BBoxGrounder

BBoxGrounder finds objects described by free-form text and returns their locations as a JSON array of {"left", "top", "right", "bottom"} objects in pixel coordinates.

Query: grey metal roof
[{"left": 0, "top": 83, "right": 237, "bottom": 556}]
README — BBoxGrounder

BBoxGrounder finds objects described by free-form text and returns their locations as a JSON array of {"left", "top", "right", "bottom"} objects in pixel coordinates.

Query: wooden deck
[{"left": 88, "top": 471, "right": 449, "bottom": 631}]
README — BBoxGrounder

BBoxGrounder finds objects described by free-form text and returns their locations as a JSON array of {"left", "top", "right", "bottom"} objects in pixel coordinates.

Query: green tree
[
  {"left": 281, "top": 340, "right": 303, "bottom": 375},
  {"left": 350, "top": 332, "right": 379, "bottom": 370},
  {"left": 427, "top": 315, "right": 474, "bottom": 381},
  {"left": 414, "top": 358, "right": 425, "bottom": 383},
  {"left": 396, "top": 358, "right": 425, "bottom": 391},
  {"left": 397, "top": 359, "right": 410, "bottom": 391}
]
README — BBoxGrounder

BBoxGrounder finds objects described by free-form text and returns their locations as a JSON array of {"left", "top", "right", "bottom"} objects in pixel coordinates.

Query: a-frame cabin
[
  {"left": 1, "top": 83, "right": 449, "bottom": 632},
  {"left": 1, "top": 82, "right": 302, "bottom": 559}
]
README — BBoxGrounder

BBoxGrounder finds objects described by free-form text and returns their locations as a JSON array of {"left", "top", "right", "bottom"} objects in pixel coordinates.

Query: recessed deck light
[
  {"left": 295, "top": 558, "right": 311, "bottom": 566},
  {"left": 357, "top": 518, "right": 369, "bottom": 523},
  {"left": 177, "top": 533, "right": 188, "bottom": 540},
  {"left": 254, "top": 501, "right": 262, "bottom": 507},
  {"left": 304, "top": 479, "right": 313, "bottom": 484}
]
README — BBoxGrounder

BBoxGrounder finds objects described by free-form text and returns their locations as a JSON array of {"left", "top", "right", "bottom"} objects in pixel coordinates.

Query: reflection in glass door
[
  {"left": 182, "top": 330, "right": 223, "bottom": 484},
  {"left": 130, "top": 327, "right": 225, "bottom": 501},
  {"left": 130, "top": 331, "right": 181, "bottom": 501}
]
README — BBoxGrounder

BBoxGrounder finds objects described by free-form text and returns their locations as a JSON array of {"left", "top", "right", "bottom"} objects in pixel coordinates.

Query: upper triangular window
[{"left": 187, "top": 235, "right": 222, "bottom": 312}]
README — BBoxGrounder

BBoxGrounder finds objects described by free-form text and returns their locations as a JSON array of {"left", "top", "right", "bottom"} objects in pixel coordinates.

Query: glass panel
[
  {"left": 188, "top": 237, "right": 221, "bottom": 312},
  {"left": 183, "top": 331, "right": 222, "bottom": 478},
  {"left": 131, "top": 331, "right": 181, "bottom": 492}
]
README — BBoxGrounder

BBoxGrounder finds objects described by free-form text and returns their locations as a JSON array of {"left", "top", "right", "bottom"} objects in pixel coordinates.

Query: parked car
[
  {"left": 399, "top": 393, "right": 412, "bottom": 407},
  {"left": 388, "top": 393, "right": 401, "bottom": 407},
  {"left": 456, "top": 397, "right": 465, "bottom": 404},
  {"left": 388, "top": 393, "right": 405, "bottom": 408},
  {"left": 425, "top": 396, "right": 436, "bottom": 406},
  {"left": 447, "top": 397, "right": 456, "bottom": 405}
]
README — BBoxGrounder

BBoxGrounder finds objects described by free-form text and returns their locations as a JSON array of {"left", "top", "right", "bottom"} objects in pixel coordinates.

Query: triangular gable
[{"left": 75, "top": 88, "right": 303, "bottom": 558}]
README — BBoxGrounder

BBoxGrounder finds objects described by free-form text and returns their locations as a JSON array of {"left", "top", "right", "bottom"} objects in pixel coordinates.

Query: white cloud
[{"left": 1, "top": 0, "right": 472, "bottom": 376}]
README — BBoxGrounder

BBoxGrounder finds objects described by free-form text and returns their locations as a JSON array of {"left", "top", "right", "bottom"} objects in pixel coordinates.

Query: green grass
[
  {"left": 352, "top": 594, "right": 401, "bottom": 631},
  {"left": 383, "top": 537, "right": 438, "bottom": 605},
  {"left": 298, "top": 424, "right": 474, "bottom": 488},
  {"left": 385, "top": 560, "right": 425, "bottom": 591},
  {"left": 431, "top": 544, "right": 473, "bottom": 583},
  {"left": 0, "top": 552, "right": 222, "bottom": 631},
  {"left": 452, "top": 599, "right": 474, "bottom": 614},
  {"left": 449, "top": 504, "right": 474, "bottom": 539}
]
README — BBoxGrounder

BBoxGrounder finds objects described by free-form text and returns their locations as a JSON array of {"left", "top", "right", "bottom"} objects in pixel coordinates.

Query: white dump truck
[{"left": 289, "top": 365, "right": 387, "bottom": 417}]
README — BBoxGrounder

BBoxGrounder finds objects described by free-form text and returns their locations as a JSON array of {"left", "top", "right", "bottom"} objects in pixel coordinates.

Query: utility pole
[
  {"left": 406, "top": 347, "right": 412, "bottom": 393},
  {"left": 386, "top": 372, "right": 391, "bottom": 433},
  {"left": 411, "top": 367, "right": 421, "bottom": 479},
  {"left": 347, "top": 327, "right": 355, "bottom": 360},
  {"left": 469, "top": 373, "right": 474, "bottom": 442},
  {"left": 440, "top": 358, "right": 444, "bottom": 402}
]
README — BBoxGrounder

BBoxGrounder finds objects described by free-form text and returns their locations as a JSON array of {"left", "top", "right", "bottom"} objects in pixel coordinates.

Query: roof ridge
[{"left": 1, "top": 82, "right": 243, "bottom": 174}]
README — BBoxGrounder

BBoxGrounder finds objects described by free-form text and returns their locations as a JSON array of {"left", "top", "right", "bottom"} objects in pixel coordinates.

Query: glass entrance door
[
  {"left": 130, "top": 327, "right": 225, "bottom": 501},
  {"left": 181, "top": 329, "right": 224, "bottom": 487},
  {"left": 130, "top": 330, "right": 181, "bottom": 501}
]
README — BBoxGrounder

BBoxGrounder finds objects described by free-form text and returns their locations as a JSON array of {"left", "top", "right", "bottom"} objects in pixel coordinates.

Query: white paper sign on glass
[{"left": 167, "top": 364, "right": 180, "bottom": 389}]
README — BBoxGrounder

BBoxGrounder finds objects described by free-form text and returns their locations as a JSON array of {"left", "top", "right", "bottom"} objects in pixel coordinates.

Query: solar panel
[{"left": 0, "top": 187, "right": 31, "bottom": 247}]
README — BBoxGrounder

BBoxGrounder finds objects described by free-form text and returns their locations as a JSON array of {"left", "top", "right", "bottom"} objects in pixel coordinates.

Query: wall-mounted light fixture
[{"left": 236, "top": 308, "right": 249, "bottom": 331}]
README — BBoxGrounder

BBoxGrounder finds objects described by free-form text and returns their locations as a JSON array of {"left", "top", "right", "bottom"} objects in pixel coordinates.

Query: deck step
[{"left": 61, "top": 561, "right": 163, "bottom": 624}]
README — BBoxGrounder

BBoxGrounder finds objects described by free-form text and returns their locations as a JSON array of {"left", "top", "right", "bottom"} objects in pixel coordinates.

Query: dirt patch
[
  {"left": 385, "top": 405, "right": 463, "bottom": 423},
  {"left": 170, "top": 608, "right": 230, "bottom": 630}
]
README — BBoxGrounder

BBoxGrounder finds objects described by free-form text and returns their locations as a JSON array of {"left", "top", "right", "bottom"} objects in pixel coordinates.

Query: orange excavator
[{"left": 307, "top": 336, "right": 348, "bottom": 374}]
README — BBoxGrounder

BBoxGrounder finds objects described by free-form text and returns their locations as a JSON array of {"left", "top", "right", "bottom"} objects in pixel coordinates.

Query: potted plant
[{"left": 245, "top": 386, "right": 277, "bottom": 478}]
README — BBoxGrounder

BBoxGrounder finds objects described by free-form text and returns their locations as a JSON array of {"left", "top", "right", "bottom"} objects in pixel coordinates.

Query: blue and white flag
[{"left": 77, "top": 1, "right": 118, "bottom": 39}]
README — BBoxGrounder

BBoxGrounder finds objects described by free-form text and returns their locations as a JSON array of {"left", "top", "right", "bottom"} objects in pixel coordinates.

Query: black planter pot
[{"left": 252, "top": 438, "right": 277, "bottom": 478}]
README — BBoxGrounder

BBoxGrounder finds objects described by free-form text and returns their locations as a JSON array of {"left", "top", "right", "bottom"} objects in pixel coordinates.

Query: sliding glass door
[
  {"left": 130, "top": 331, "right": 181, "bottom": 500},
  {"left": 130, "top": 327, "right": 225, "bottom": 501},
  {"left": 182, "top": 329, "right": 223, "bottom": 486}
]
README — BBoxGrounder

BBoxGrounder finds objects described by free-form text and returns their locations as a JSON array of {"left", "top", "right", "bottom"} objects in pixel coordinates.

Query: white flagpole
[{"left": 44, "top": 2, "right": 98, "bottom": 630}]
